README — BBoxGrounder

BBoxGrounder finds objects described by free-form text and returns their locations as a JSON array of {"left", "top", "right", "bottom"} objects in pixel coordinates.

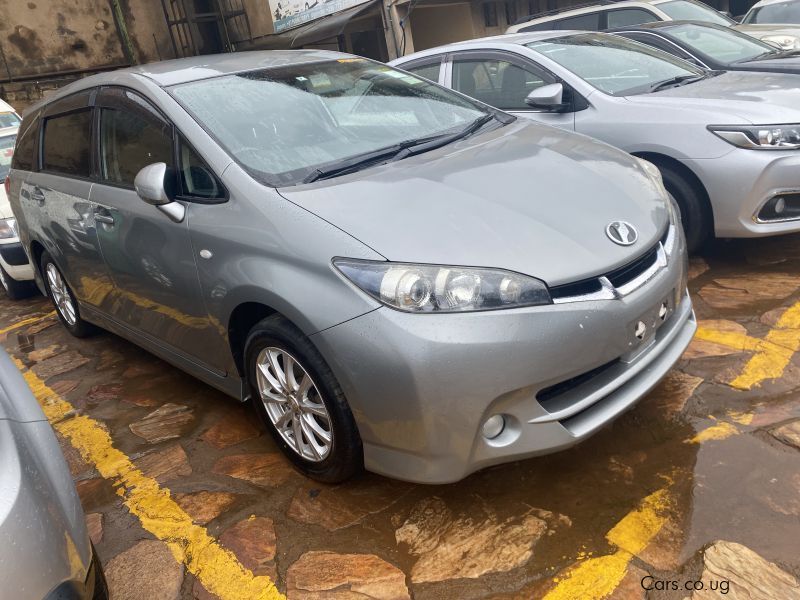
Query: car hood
[
  {"left": 737, "top": 54, "right": 800, "bottom": 73},
  {"left": 623, "top": 70, "right": 800, "bottom": 124},
  {"left": 0, "top": 349, "right": 47, "bottom": 422},
  {"left": 278, "top": 120, "right": 668, "bottom": 286},
  {"left": 733, "top": 23, "right": 800, "bottom": 38}
]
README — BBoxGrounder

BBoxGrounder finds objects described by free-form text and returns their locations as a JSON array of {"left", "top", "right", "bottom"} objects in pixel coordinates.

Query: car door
[
  {"left": 22, "top": 90, "right": 115, "bottom": 310},
  {"left": 447, "top": 51, "right": 576, "bottom": 130},
  {"left": 91, "top": 86, "right": 224, "bottom": 372}
]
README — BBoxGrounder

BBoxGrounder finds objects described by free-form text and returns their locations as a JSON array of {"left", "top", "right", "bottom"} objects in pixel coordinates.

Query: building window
[
  {"left": 484, "top": 2, "right": 498, "bottom": 27},
  {"left": 505, "top": 1, "right": 518, "bottom": 24}
]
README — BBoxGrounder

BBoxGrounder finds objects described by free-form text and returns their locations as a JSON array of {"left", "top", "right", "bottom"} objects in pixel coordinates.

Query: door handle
[
  {"left": 94, "top": 207, "right": 115, "bottom": 226},
  {"left": 30, "top": 188, "right": 46, "bottom": 205}
]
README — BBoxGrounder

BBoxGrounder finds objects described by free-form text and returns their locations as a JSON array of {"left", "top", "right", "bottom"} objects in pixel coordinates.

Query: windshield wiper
[
  {"left": 302, "top": 113, "right": 501, "bottom": 184},
  {"left": 648, "top": 73, "right": 706, "bottom": 92}
]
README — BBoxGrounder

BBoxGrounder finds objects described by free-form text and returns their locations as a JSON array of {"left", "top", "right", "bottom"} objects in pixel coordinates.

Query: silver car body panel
[
  {"left": 0, "top": 349, "right": 94, "bottom": 598},
  {"left": 9, "top": 52, "right": 693, "bottom": 482},
  {"left": 391, "top": 34, "right": 800, "bottom": 237}
]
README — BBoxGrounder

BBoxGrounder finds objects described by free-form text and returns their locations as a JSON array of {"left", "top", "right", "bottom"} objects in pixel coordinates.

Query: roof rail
[{"left": 513, "top": 0, "right": 628, "bottom": 25}]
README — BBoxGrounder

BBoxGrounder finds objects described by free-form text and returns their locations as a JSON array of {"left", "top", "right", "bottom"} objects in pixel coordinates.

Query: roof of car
[
  {"left": 749, "top": 0, "right": 794, "bottom": 7},
  {"left": 23, "top": 49, "right": 350, "bottom": 114},
  {"left": 605, "top": 19, "right": 726, "bottom": 31},
  {"left": 510, "top": 0, "right": 668, "bottom": 29}
]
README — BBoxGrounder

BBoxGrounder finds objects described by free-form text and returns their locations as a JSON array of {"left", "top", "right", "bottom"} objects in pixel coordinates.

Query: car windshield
[
  {"left": 171, "top": 59, "right": 491, "bottom": 186},
  {"left": 668, "top": 23, "right": 777, "bottom": 62},
  {"left": 657, "top": 0, "right": 735, "bottom": 24},
  {"left": 744, "top": 0, "right": 800, "bottom": 23},
  {"left": 526, "top": 33, "right": 705, "bottom": 96},
  {"left": 0, "top": 112, "right": 20, "bottom": 129},
  {"left": 0, "top": 134, "right": 16, "bottom": 180}
]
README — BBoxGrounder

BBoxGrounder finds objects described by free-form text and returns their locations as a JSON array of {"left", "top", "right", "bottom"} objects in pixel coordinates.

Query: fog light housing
[
  {"left": 757, "top": 193, "right": 800, "bottom": 222},
  {"left": 482, "top": 414, "right": 505, "bottom": 439}
]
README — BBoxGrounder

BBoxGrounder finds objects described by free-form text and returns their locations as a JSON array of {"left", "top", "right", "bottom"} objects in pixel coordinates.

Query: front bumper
[
  {"left": 684, "top": 148, "right": 800, "bottom": 238},
  {"left": 313, "top": 232, "right": 694, "bottom": 484}
]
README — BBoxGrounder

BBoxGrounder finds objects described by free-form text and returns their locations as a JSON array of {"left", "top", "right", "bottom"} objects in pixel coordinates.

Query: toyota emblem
[{"left": 606, "top": 221, "right": 638, "bottom": 246}]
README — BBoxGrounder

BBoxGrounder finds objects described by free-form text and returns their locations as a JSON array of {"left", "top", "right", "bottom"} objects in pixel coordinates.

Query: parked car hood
[
  {"left": 624, "top": 70, "right": 800, "bottom": 124},
  {"left": 736, "top": 54, "right": 800, "bottom": 73},
  {"left": 0, "top": 349, "right": 47, "bottom": 422},
  {"left": 279, "top": 120, "right": 669, "bottom": 286},
  {"left": 733, "top": 23, "right": 800, "bottom": 39}
]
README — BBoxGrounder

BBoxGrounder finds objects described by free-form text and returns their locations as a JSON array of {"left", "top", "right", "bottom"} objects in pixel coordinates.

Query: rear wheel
[
  {"left": 40, "top": 251, "right": 95, "bottom": 337},
  {"left": 658, "top": 164, "right": 711, "bottom": 253},
  {"left": 245, "top": 314, "right": 363, "bottom": 483},
  {"left": 0, "top": 264, "right": 34, "bottom": 300}
]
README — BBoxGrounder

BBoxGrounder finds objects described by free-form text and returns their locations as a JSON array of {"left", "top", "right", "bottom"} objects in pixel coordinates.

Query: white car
[
  {"left": 506, "top": 0, "right": 800, "bottom": 50},
  {"left": 0, "top": 99, "right": 35, "bottom": 299}
]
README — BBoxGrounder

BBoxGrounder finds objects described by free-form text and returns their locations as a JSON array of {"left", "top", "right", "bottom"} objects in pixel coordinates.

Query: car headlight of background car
[
  {"left": 0, "top": 218, "right": 18, "bottom": 239},
  {"left": 760, "top": 34, "right": 800, "bottom": 50},
  {"left": 334, "top": 259, "right": 552, "bottom": 312},
  {"left": 709, "top": 124, "right": 800, "bottom": 149}
]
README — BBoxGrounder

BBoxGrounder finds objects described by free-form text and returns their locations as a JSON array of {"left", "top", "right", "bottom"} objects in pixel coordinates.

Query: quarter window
[
  {"left": 42, "top": 110, "right": 92, "bottom": 177},
  {"left": 452, "top": 58, "right": 549, "bottom": 110},
  {"left": 99, "top": 106, "right": 173, "bottom": 186},
  {"left": 404, "top": 63, "right": 441, "bottom": 83},
  {"left": 178, "top": 137, "right": 223, "bottom": 199},
  {"left": 10, "top": 111, "right": 39, "bottom": 172}
]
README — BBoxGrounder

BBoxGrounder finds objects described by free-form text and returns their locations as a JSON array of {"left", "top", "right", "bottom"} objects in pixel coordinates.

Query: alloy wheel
[
  {"left": 46, "top": 262, "right": 76, "bottom": 326},
  {"left": 255, "top": 346, "right": 333, "bottom": 461}
]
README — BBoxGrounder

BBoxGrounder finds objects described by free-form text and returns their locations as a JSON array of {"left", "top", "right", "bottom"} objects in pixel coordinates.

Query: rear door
[
  {"left": 447, "top": 51, "right": 576, "bottom": 130},
  {"left": 23, "top": 90, "right": 115, "bottom": 309},
  {"left": 91, "top": 86, "right": 224, "bottom": 371}
]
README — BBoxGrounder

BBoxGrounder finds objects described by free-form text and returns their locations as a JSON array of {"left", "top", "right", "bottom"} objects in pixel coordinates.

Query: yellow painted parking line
[
  {"left": 12, "top": 355, "right": 285, "bottom": 600},
  {"left": 543, "top": 484, "right": 672, "bottom": 600},
  {"left": 0, "top": 310, "right": 56, "bottom": 336},
  {"left": 694, "top": 300, "right": 800, "bottom": 390}
]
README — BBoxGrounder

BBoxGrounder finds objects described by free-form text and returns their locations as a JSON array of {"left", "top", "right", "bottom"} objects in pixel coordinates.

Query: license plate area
[{"left": 621, "top": 291, "right": 674, "bottom": 363}]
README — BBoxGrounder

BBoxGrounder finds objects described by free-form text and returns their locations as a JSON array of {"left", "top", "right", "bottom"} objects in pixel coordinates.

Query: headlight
[
  {"left": 709, "top": 124, "right": 800, "bottom": 149},
  {"left": 0, "top": 218, "right": 17, "bottom": 239},
  {"left": 333, "top": 259, "right": 551, "bottom": 312},
  {"left": 760, "top": 34, "right": 800, "bottom": 50}
]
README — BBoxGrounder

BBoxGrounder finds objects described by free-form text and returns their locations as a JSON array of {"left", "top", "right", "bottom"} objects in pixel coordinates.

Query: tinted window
[
  {"left": 0, "top": 134, "right": 17, "bottom": 180},
  {"left": 452, "top": 59, "right": 549, "bottom": 109},
  {"left": 178, "top": 137, "right": 223, "bottom": 199},
  {"left": 99, "top": 106, "right": 173, "bottom": 186},
  {"left": 745, "top": 0, "right": 800, "bottom": 23},
  {"left": 0, "top": 112, "right": 20, "bottom": 129},
  {"left": 42, "top": 110, "right": 92, "bottom": 177},
  {"left": 554, "top": 13, "right": 602, "bottom": 30},
  {"left": 404, "top": 63, "right": 441, "bottom": 83},
  {"left": 10, "top": 112, "right": 39, "bottom": 171},
  {"left": 607, "top": 8, "right": 660, "bottom": 27},
  {"left": 657, "top": 0, "right": 734, "bottom": 24}
]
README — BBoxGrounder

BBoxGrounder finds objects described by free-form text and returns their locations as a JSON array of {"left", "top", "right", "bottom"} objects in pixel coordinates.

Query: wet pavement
[{"left": 3, "top": 235, "right": 800, "bottom": 600}]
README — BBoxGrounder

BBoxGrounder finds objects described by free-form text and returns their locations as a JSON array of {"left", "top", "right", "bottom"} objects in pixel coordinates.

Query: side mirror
[
  {"left": 134, "top": 163, "right": 172, "bottom": 206},
  {"left": 133, "top": 163, "right": 185, "bottom": 223},
  {"left": 525, "top": 83, "right": 568, "bottom": 112}
]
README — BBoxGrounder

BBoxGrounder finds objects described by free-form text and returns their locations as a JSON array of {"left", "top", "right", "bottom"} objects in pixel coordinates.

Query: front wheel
[
  {"left": 245, "top": 314, "right": 363, "bottom": 483},
  {"left": 40, "top": 251, "right": 96, "bottom": 337},
  {"left": 658, "top": 165, "right": 711, "bottom": 253}
]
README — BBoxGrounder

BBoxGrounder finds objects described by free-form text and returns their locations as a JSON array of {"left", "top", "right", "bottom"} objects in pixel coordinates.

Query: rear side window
[
  {"left": 10, "top": 112, "right": 39, "bottom": 171},
  {"left": 99, "top": 106, "right": 173, "bottom": 186},
  {"left": 42, "top": 110, "right": 92, "bottom": 177},
  {"left": 554, "top": 13, "right": 602, "bottom": 30},
  {"left": 607, "top": 8, "right": 659, "bottom": 27}
]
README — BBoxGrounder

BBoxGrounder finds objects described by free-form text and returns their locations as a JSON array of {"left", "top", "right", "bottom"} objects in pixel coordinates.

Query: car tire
[
  {"left": 245, "top": 314, "right": 363, "bottom": 483},
  {"left": 658, "top": 165, "right": 710, "bottom": 253},
  {"left": 0, "top": 264, "right": 34, "bottom": 300},
  {"left": 40, "top": 251, "right": 96, "bottom": 338}
]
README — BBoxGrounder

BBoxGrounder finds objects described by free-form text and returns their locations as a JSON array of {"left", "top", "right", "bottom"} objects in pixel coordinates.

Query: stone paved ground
[{"left": 3, "top": 235, "right": 800, "bottom": 599}]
